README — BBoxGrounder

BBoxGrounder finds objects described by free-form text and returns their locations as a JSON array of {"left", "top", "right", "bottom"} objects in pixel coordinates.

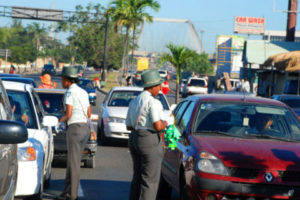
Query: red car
[{"left": 159, "top": 94, "right": 300, "bottom": 200}]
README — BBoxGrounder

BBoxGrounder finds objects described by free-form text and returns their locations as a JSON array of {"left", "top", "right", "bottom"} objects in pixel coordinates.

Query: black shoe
[{"left": 55, "top": 192, "right": 67, "bottom": 200}]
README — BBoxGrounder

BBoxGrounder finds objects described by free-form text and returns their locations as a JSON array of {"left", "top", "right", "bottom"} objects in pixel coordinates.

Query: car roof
[
  {"left": 111, "top": 86, "right": 143, "bottom": 92},
  {"left": 109, "top": 86, "right": 166, "bottom": 95},
  {"left": 0, "top": 73, "right": 21, "bottom": 77},
  {"left": 188, "top": 77, "right": 206, "bottom": 80},
  {"left": 185, "top": 94, "right": 287, "bottom": 107},
  {"left": 273, "top": 94, "right": 300, "bottom": 99},
  {"left": 34, "top": 88, "right": 65, "bottom": 94},
  {"left": 3, "top": 80, "right": 33, "bottom": 92},
  {"left": 1, "top": 77, "right": 37, "bottom": 87}
]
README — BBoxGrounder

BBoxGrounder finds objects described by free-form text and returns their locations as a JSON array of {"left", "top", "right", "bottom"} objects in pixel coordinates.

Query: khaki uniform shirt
[
  {"left": 126, "top": 90, "right": 163, "bottom": 131},
  {"left": 65, "top": 83, "right": 90, "bottom": 125}
]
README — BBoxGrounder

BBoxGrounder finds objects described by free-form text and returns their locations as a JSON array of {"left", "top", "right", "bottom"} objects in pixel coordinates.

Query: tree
[
  {"left": 57, "top": 4, "right": 123, "bottom": 70},
  {"left": 186, "top": 52, "right": 214, "bottom": 75},
  {"left": 109, "top": 0, "right": 160, "bottom": 79},
  {"left": 27, "top": 23, "right": 47, "bottom": 69},
  {"left": 161, "top": 44, "right": 195, "bottom": 103}
]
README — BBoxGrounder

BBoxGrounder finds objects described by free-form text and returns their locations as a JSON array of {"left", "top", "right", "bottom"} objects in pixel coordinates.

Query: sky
[{"left": 0, "top": 0, "right": 296, "bottom": 54}]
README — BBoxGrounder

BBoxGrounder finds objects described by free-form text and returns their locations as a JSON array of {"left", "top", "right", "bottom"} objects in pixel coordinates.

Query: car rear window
[
  {"left": 78, "top": 79, "right": 94, "bottom": 89},
  {"left": 108, "top": 90, "right": 169, "bottom": 110},
  {"left": 108, "top": 91, "right": 141, "bottom": 107},
  {"left": 281, "top": 98, "right": 300, "bottom": 109},
  {"left": 37, "top": 92, "right": 64, "bottom": 118},
  {"left": 189, "top": 79, "right": 205, "bottom": 87}
]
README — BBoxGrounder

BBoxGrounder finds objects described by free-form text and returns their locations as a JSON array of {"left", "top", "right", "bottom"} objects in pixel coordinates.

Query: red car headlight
[{"left": 196, "top": 151, "right": 229, "bottom": 176}]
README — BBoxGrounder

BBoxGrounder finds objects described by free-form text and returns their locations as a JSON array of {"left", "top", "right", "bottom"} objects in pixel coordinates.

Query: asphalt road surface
[{"left": 18, "top": 71, "right": 179, "bottom": 200}]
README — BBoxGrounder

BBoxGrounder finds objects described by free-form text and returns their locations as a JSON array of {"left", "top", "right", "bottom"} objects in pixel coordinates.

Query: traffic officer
[
  {"left": 126, "top": 69, "right": 168, "bottom": 200},
  {"left": 57, "top": 66, "right": 91, "bottom": 200}
]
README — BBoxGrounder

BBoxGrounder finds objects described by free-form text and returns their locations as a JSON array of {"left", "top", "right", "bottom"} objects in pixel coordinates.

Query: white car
[
  {"left": 158, "top": 70, "right": 168, "bottom": 79},
  {"left": 182, "top": 77, "right": 208, "bottom": 97},
  {"left": 180, "top": 79, "right": 187, "bottom": 94},
  {"left": 230, "top": 78, "right": 241, "bottom": 90},
  {"left": 97, "top": 86, "right": 174, "bottom": 145},
  {"left": 3, "top": 81, "right": 58, "bottom": 199}
]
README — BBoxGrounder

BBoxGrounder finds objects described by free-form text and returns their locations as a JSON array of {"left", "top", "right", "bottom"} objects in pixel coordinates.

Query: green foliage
[
  {"left": 161, "top": 43, "right": 195, "bottom": 103},
  {"left": 0, "top": 19, "right": 72, "bottom": 64},
  {"left": 57, "top": 3, "right": 123, "bottom": 69},
  {"left": 161, "top": 44, "right": 194, "bottom": 82},
  {"left": 186, "top": 52, "right": 214, "bottom": 75},
  {"left": 109, "top": 0, "right": 160, "bottom": 70}
]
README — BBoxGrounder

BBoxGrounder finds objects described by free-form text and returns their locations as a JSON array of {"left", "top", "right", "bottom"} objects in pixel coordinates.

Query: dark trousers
[
  {"left": 128, "top": 129, "right": 164, "bottom": 200},
  {"left": 65, "top": 123, "right": 90, "bottom": 200}
]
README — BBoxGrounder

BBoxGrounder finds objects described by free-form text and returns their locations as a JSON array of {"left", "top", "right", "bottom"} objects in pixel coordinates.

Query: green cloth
[{"left": 164, "top": 125, "right": 181, "bottom": 150}]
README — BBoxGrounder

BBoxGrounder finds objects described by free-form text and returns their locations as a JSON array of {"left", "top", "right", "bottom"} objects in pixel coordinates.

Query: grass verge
[{"left": 89, "top": 71, "right": 120, "bottom": 92}]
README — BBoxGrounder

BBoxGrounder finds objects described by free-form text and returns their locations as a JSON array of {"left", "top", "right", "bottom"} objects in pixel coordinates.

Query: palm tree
[
  {"left": 27, "top": 23, "right": 47, "bottom": 70},
  {"left": 110, "top": 0, "right": 160, "bottom": 80},
  {"left": 161, "top": 44, "right": 195, "bottom": 103},
  {"left": 109, "top": 0, "right": 131, "bottom": 77}
]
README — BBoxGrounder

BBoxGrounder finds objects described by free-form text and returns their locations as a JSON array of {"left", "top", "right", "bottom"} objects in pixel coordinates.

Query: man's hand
[{"left": 21, "top": 114, "right": 29, "bottom": 125}]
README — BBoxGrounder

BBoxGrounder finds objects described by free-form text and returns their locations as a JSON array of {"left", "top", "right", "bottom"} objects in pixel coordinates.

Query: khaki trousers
[
  {"left": 128, "top": 129, "right": 164, "bottom": 200},
  {"left": 64, "top": 123, "right": 90, "bottom": 200}
]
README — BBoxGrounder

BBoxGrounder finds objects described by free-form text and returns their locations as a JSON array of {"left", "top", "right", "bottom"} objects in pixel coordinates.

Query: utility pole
[
  {"left": 286, "top": 0, "right": 298, "bottom": 41},
  {"left": 101, "top": 14, "right": 109, "bottom": 82}
]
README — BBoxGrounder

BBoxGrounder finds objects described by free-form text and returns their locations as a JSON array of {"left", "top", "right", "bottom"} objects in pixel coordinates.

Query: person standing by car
[
  {"left": 57, "top": 66, "right": 91, "bottom": 200},
  {"left": 161, "top": 74, "right": 174, "bottom": 95},
  {"left": 126, "top": 69, "right": 168, "bottom": 200},
  {"left": 38, "top": 73, "right": 57, "bottom": 89}
]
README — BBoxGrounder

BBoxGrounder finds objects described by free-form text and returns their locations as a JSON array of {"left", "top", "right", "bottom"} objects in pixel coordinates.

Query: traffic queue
[
  {"left": 0, "top": 66, "right": 98, "bottom": 200},
  {"left": 2, "top": 67, "right": 300, "bottom": 200}
]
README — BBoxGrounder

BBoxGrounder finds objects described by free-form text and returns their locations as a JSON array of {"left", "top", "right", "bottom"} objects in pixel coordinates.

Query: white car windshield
[
  {"left": 193, "top": 102, "right": 300, "bottom": 141},
  {"left": 108, "top": 90, "right": 169, "bottom": 110},
  {"left": 7, "top": 90, "right": 37, "bottom": 129},
  {"left": 189, "top": 79, "right": 205, "bottom": 87}
]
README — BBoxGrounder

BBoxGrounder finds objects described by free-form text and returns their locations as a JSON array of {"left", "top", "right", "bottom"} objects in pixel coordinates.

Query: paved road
[{"left": 18, "top": 71, "right": 179, "bottom": 200}]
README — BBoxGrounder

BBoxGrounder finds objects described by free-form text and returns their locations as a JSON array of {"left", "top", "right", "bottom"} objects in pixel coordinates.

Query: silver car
[{"left": 97, "top": 86, "right": 172, "bottom": 145}]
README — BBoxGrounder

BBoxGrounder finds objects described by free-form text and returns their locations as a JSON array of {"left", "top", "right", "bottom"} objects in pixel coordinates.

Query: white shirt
[
  {"left": 126, "top": 90, "right": 163, "bottom": 131},
  {"left": 65, "top": 83, "right": 90, "bottom": 125}
]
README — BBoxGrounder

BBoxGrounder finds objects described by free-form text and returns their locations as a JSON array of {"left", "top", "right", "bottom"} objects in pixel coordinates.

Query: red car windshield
[{"left": 193, "top": 102, "right": 300, "bottom": 141}]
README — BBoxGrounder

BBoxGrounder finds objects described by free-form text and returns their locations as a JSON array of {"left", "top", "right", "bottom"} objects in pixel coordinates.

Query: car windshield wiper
[
  {"left": 196, "top": 130, "right": 239, "bottom": 137},
  {"left": 244, "top": 133, "right": 297, "bottom": 142}
]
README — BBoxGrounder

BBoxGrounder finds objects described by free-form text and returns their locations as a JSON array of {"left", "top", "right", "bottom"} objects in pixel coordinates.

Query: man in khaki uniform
[
  {"left": 57, "top": 66, "right": 91, "bottom": 200},
  {"left": 126, "top": 69, "right": 168, "bottom": 200}
]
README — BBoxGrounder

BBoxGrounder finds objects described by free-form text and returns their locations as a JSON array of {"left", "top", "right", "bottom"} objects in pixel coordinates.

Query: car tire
[
  {"left": 99, "top": 121, "right": 110, "bottom": 146},
  {"left": 44, "top": 171, "right": 51, "bottom": 189},
  {"left": 85, "top": 156, "right": 95, "bottom": 168},
  {"left": 179, "top": 168, "right": 189, "bottom": 200},
  {"left": 156, "top": 174, "right": 172, "bottom": 200}
]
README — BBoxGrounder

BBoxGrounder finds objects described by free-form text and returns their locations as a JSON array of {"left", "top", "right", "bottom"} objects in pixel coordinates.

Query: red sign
[{"left": 234, "top": 16, "right": 265, "bottom": 35}]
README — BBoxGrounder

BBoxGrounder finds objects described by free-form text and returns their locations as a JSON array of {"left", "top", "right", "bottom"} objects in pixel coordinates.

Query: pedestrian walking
[
  {"left": 38, "top": 73, "right": 57, "bottom": 89},
  {"left": 56, "top": 66, "right": 91, "bottom": 200},
  {"left": 161, "top": 74, "right": 174, "bottom": 95},
  {"left": 126, "top": 69, "right": 168, "bottom": 200},
  {"left": 9, "top": 63, "right": 15, "bottom": 74}
]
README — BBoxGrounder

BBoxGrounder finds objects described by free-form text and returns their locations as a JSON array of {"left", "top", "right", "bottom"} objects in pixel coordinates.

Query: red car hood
[{"left": 192, "top": 135, "right": 300, "bottom": 171}]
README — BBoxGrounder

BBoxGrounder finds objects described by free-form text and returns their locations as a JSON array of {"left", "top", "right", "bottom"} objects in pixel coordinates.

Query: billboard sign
[
  {"left": 234, "top": 16, "right": 265, "bottom": 35},
  {"left": 216, "top": 36, "right": 232, "bottom": 77},
  {"left": 12, "top": 6, "right": 63, "bottom": 21},
  {"left": 137, "top": 58, "right": 149, "bottom": 71}
]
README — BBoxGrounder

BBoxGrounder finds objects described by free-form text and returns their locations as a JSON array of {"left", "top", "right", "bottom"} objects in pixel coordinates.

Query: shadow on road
[{"left": 45, "top": 179, "right": 130, "bottom": 200}]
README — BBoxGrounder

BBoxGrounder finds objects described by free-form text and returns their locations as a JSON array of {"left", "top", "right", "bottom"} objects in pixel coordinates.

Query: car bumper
[
  {"left": 104, "top": 123, "right": 130, "bottom": 139},
  {"left": 15, "top": 161, "right": 41, "bottom": 196},
  {"left": 192, "top": 177, "right": 299, "bottom": 199},
  {"left": 89, "top": 97, "right": 96, "bottom": 104}
]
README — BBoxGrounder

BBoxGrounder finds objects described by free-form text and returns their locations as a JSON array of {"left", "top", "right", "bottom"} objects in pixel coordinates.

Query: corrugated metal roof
[{"left": 243, "top": 40, "right": 300, "bottom": 65}]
